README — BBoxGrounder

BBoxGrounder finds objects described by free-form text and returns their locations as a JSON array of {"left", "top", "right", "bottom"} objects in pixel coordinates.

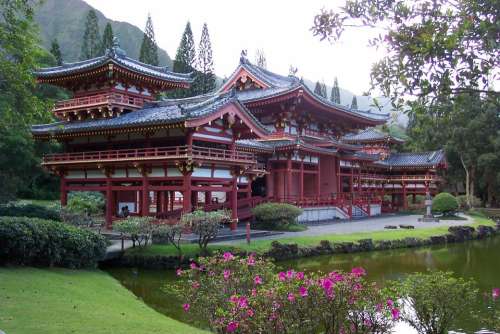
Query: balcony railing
[
  {"left": 359, "top": 173, "right": 441, "bottom": 182},
  {"left": 54, "top": 93, "right": 146, "bottom": 112},
  {"left": 42, "top": 145, "right": 256, "bottom": 165}
]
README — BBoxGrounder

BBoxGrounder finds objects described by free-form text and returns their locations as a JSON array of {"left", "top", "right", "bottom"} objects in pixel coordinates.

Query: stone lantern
[{"left": 418, "top": 191, "right": 440, "bottom": 222}]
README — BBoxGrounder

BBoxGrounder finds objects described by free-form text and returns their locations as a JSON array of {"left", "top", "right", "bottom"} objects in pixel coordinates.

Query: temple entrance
[{"left": 251, "top": 176, "right": 266, "bottom": 197}]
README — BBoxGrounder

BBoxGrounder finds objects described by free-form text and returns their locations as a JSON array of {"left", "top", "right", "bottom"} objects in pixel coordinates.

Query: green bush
[
  {"left": 252, "top": 202, "right": 303, "bottom": 229},
  {"left": 456, "top": 195, "right": 482, "bottom": 209},
  {"left": 432, "top": 192, "right": 459, "bottom": 216},
  {"left": 0, "top": 203, "right": 61, "bottom": 221},
  {"left": 114, "top": 216, "right": 155, "bottom": 247},
  {"left": 67, "top": 191, "right": 105, "bottom": 215},
  {"left": 0, "top": 216, "right": 106, "bottom": 268}
]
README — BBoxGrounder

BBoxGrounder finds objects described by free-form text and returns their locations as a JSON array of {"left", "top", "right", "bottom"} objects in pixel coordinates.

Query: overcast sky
[{"left": 84, "top": 0, "right": 385, "bottom": 96}]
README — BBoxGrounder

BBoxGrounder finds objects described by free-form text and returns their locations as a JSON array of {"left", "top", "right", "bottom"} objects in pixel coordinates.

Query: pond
[{"left": 106, "top": 236, "right": 500, "bottom": 333}]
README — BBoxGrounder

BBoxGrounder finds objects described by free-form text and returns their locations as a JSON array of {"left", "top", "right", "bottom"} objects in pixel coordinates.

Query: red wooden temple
[{"left": 32, "top": 42, "right": 447, "bottom": 229}]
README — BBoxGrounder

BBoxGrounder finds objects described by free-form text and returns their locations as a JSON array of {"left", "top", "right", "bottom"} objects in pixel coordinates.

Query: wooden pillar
[
  {"left": 316, "top": 157, "right": 321, "bottom": 201},
  {"left": 336, "top": 158, "right": 341, "bottom": 194},
  {"left": 60, "top": 177, "right": 67, "bottom": 207},
  {"left": 105, "top": 178, "right": 113, "bottom": 229},
  {"left": 299, "top": 159, "right": 304, "bottom": 203},
  {"left": 266, "top": 161, "right": 272, "bottom": 200},
  {"left": 205, "top": 191, "right": 212, "bottom": 204},
  {"left": 286, "top": 155, "right": 292, "bottom": 202},
  {"left": 247, "top": 177, "right": 252, "bottom": 198},
  {"left": 141, "top": 175, "right": 149, "bottom": 217},
  {"left": 350, "top": 166, "right": 354, "bottom": 194},
  {"left": 230, "top": 174, "right": 238, "bottom": 230},
  {"left": 169, "top": 191, "right": 174, "bottom": 211},
  {"left": 182, "top": 171, "right": 192, "bottom": 213},
  {"left": 412, "top": 193, "right": 416, "bottom": 204},
  {"left": 402, "top": 182, "right": 408, "bottom": 210}
]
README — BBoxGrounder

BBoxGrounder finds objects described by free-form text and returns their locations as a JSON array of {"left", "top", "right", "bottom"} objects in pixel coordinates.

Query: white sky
[{"left": 84, "top": 0, "right": 385, "bottom": 95}]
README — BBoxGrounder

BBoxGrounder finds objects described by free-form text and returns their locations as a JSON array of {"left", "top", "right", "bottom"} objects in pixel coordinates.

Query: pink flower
[
  {"left": 364, "top": 319, "right": 372, "bottom": 327},
  {"left": 182, "top": 303, "right": 190, "bottom": 312},
  {"left": 493, "top": 288, "right": 500, "bottom": 300},
  {"left": 238, "top": 296, "right": 248, "bottom": 309},
  {"left": 322, "top": 278, "right": 333, "bottom": 291},
  {"left": 247, "top": 255, "right": 255, "bottom": 266},
  {"left": 190, "top": 262, "right": 198, "bottom": 270},
  {"left": 192, "top": 281, "right": 200, "bottom": 289},
  {"left": 223, "top": 269, "right": 231, "bottom": 280},
  {"left": 386, "top": 299, "right": 394, "bottom": 308},
  {"left": 329, "top": 271, "right": 344, "bottom": 282},
  {"left": 351, "top": 267, "right": 366, "bottom": 277},
  {"left": 229, "top": 295, "right": 239, "bottom": 303},
  {"left": 251, "top": 288, "right": 257, "bottom": 297},
  {"left": 223, "top": 252, "right": 234, "bottom": 261},
  {"left": 278, "top": 272, "right": 287, "bottom": 281},
  {"left": 247, "top": 309, "right": 254, "bottom": 317},
  {"left": 176, "top": 268, "right": 182, "bottom": 276},
  {"left": 299, "top": 286, "right": 308, "bottom": 297},
  {"left": 391, "top": 308, "right": 400, "bottom": 320},
  {"left": 286, "top": 270, "right": 295, "bottom": 279},
  {"left": 287, "top": 292, "right": 295, "bottom": 302},
  {"left": 226, "top": 321, "right": 239, "bottom": 332},
  {"left": 254, "top": 275, "right": 263, "bottom": 285},
  {"left": 296, "top": 272, "right": 305, "bottom": 280}
]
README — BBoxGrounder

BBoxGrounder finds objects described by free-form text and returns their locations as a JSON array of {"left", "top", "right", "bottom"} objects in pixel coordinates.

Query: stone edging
[{"left": 101, "top": 224, "right": 499, "bottom": 270}]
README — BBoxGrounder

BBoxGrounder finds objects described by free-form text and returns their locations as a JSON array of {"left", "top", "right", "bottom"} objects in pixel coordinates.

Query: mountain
[{"left": 34, "top": 0, "right": 172, "bottom": 66}]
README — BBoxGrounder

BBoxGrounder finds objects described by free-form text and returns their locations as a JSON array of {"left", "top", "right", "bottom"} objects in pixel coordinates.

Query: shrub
[
  {"left": 153, "top": 222, "right": 185, "bottom": 258},
  {"left": 66, "top": 191, "right": 105, "bottom": 215},
  {"left": 391, "top": 271, "right": 477, "bottom": 334},
  {"left": 174, "top": 253, "right": 398, "bottom": 333},
  {"left": 252, "top": 202, "right": 303, "bottom": 229},
  {"left": 0, "top": 216, "right": 106, "bottom": 268},
  {"left": 456, "top": 194, "right": 482, "bottom": 210},
  {"left": 114, "top": 216, "right": 155, "bottom": 247},
  {"left": 181, "top": 209, "right": 230, "bottom": 255},
  {"left": 432, "top": 192, "right": 459, "bottom": 216},
  {"left": 0, "top": 203, "right": 61, "bottom": 221}
]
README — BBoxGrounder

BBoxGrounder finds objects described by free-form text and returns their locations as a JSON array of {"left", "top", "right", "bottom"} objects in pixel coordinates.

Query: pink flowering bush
[
  {"left": 474, "top": 287, "right": 500, "bottom": 331},
  {"left": 174, "top": 253, "right": 397, "bottom": 333}
]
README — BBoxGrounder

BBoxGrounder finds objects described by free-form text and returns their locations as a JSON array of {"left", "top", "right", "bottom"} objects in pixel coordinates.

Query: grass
[
  {"left": 0, "top": 267, "right": 207, "bottom": 334},
  {"left": 126, "top": 212, "right": 496, "bottom": 258}
]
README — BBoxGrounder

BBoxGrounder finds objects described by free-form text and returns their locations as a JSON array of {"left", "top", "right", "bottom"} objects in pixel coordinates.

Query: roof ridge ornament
[
  {"left": 107, "top": 37, "right": 127, "bottom": 59},
  {"left": 239, "top": 49, "right": 248, "bottom": 64}
]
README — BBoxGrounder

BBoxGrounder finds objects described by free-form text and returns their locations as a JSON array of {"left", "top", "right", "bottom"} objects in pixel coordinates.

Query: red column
[
  {"left": 230, "top": 174, "right": 238, "bottom": 230},
  {"left": 60, "top": 177, "right": 67, "bottom": 207},
  {"left": 350, "top": 166, "right": 354, "bottom": 194},
  {"left": 247, "top": 177, "right": 252, "bottom": 198},
  {"left": 141, "top": 175, "right": 149, "bottom": 217},
  {"left": 286, "top": 156, "right": 292, "bottom": 202},
  {"left": 105, "top": 178, "right": 113, "bottom": 229},
  {"left": 299, "top": 159, "right": 304, "bottom": 204},
  {"left": 205, "top": 191, "right": 212, "bottom": 205},
  {"left": 182, "top": 172, "right": 192, "bottom": 213},
  {"left": 266, "top": 161, "right": 272, "bottom": 200},
  {"left": 402, "top": 182, "right": 408, "bottom": 210},
  {"left": 169, "top": 191, "right": 174, "bottom": 211},
  {"left": 316, "top": 157, "right": 321, "bottom": 201},
  {"left": 336, "top": 158, "right": 341, "bottom": 194}
]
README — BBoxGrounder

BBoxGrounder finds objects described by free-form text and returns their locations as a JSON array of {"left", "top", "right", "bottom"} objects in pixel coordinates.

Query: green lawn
[
  {"left": 127, "top": 213, "right": 496, "bottom": 258},
  {"left": 0, "top": 267, "right": 207, "bottom": 334}
]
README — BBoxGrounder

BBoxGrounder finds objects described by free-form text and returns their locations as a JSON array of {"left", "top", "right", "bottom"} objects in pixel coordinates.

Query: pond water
[{"left": 106, "top": 236, "right": 500, "bottom": 333}]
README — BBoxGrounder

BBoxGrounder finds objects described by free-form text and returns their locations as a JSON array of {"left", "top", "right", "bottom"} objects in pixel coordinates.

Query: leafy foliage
[
  {"left": 391, "top": 271, "right": 477, "bottom": 334},
  {"left": 0, "top": 216, "right": 106, "bottom": 268},
  {"left": 181, "top": 209, "right": 230, "bottom": 255},
  {"left": 139, "top": 14, "right": 159, "bottom": 66},
  {"left": 50, "top": 38, "right": 62, "bottom": 65},
  {"left": 330, "top": 77, "right": 341, "bottom": 104},
  {"left": 432, "top": 192, "right": 459, "bottom": 215},
  {"left": 114, "top": 216, "right": 155, "bottom": 247},
  {"left": 0, "top": 203, "right": 60, "bottom": 221},
  {"left": 66, "top": 191, "right": 105, "bottom": 216},
  {"left": 195, "top": 23, "right": 215, "bottom": 94},
  {"left": 100, "top": 22, "right": 114, "bottom": 55},
  {"left": 153, "top": 222, "right": 185, "bottom": 258},
  {"left": 80, "top": 9, "right": 101, "bottom": 59},
  {"left": 312, "top": 0, "right": 499, "bottom": 103},
  {"left": 252, "top": 202, "right": 303, "bottom": 230},
  {"left": 314, "top": 80, "right": 328, "bottom": 98}
]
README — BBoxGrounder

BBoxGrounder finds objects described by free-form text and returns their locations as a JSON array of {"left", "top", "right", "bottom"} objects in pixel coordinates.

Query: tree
[
  {"left": 50, "top": 38, "right": 63, "bottom": 65},
  {"left": 330, "top": 77, "right": 340, "bottom": 104},
  {"left": 169, "top": 22, "right": 196, "bottom": 98},
  {"left": 312, "top": 0, "right": 499, "bottom": 105},
  {"left": 196, "top": 23, "right": 215, "bottom": 94},
  {"left": 351, "top": 95, "right": 358, "bottom": 109},
  {"left": 314, "top": 81, "right": 327, "bottom": 99},
  {"left": 255, "top": 48, "right": 267, "bottom": 68},
  {"left": 139, "top": 14, "right": 159, "bottom": 66},
  {"left": 100, "top": 22, "right": 114, "bottom": 55},
  {"left": 80, "top": 9, "right": 101, "bottom": 59}
]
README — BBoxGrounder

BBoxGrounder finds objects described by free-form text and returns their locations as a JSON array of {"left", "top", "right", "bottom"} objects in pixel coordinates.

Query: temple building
[{"left": 32, "top": 42, "right": 447, "bottom": 228}]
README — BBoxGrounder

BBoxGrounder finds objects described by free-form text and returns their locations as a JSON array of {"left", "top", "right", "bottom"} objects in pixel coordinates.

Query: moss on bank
[{"left": 0, "top": 267, "right": 207, "bottom": 334}]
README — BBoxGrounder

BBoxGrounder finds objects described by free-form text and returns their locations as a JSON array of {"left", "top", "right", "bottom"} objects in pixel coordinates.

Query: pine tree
[
  {"left": 351, "top": 95, "right": 358, "bottom": 109},
  {"left": 255, "top": 49, "right": 266, "bottom": 68},
  {"left": 139, "top": 14, "right": 159, "bottom": 65},
  {"left": 100, "top": 22, "right": 114, "bottom": 55},
  {"left": 196, "top": 23, "right": 215, "bottom": 94},
  {"left": 50, "top": 38, "right": 63, "bottom": 65},
  {"left": 320, "top": 82, "right": 327, "bottom": 99},
  {"left": 80, "top": 9, "right": 101, "bottom": 60},
  {"left": 314, "top": 81, "right": 322, "bottom": 96},
  {"left": 330, "top": 77, "right": 341, "bottom": 104},
  {"left": 173, "top": 21, "right": 196, "bottom": 73}
]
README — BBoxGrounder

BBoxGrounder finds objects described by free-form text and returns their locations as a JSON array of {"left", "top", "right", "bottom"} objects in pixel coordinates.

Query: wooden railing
[
  {"left": 271, "top": 192, "right": 382, "bottom": 208},
  {"left": 42, "top": 145, "right": 256, "bottom": 164},
  {"left": 54, "top": 92, "right": 146, "bottom": 111},
  {"left": 360, "top": 173, "right": 441, "bottom": 182}
]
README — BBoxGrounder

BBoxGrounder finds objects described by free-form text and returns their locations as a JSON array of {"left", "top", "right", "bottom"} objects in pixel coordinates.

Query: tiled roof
[
  {"left": 342, "top": 128, "right": 404, "bottom": 143},
  {"left": 236, "top": 138, "right": 338, "bottom": 155},
  {"left": 35, "top": 40, "right": 192, "bottom": 84},
  {"left": 31, "top": 91, "right": 268, "bottom": 136},
  {"left": 238, "top": 57, "right": 300, "bottom": 88},
  {"left": 376, "top": 150, "right": 446, "bottom": 167}
]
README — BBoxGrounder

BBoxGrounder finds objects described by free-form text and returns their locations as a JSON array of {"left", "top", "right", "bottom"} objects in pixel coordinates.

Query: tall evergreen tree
[
  {"left": 50, "top": 38, "right": 63, "bottom": 65},
  {"left": 173, "top": 21, "right": 196, "bottom": 73},
  {"left": 139, "top": 14, "right": 159, "bottom": 65},
  {"left": 196, "top": 23, "right": 215, "bottom": 94},
  {"left": 100, "top": 22, "right": 114, "bottom": 55},
  {"left": 330, "top": 77, "right": 341, "bottom": 104},
  {"left": 351, "top": 95, "right": 358, "bottom": 110},
  {"left": 320, "top": 82, "right": 327, "bottom": 99},
  {"left": 80, "top": 9, "right": 101, "bottom": 60},
  {"left": 314, "top": 81, "right": 327, "bottom": 98},
  {"left": 255, "top": 49, "right": 267, "bottom": 68},
  {"left": 314, "top": 81, "right": 322, "bottom": 96}
]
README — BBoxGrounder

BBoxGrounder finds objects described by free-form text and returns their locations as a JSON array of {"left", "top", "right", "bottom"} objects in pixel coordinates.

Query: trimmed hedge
[
  {"left": 432, "top": 192, "right": 459, "bottom": 215},
  {"left": 0, "top": 216, "right": 107, "bottom": 268},
  {"left": 252, "top": 202, "right": 303, "bottom": 229},
  {"left": 0, "top": 203, "right": 61, "bottom": 221}
]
